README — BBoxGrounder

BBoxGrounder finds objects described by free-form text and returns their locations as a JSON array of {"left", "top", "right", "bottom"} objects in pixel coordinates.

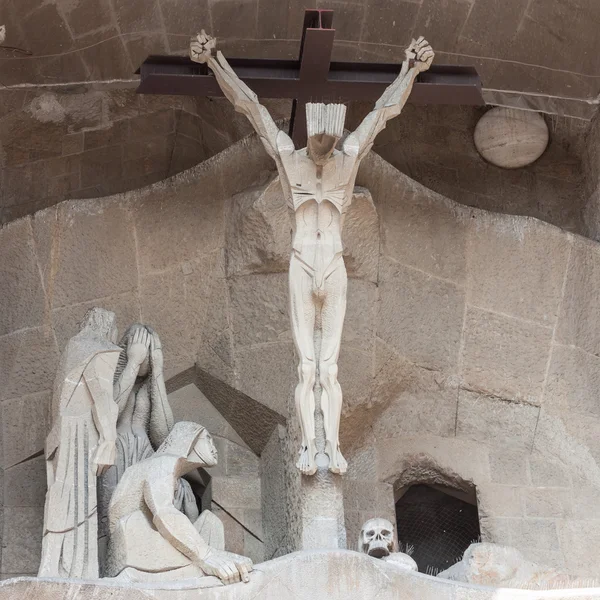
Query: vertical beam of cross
[{"left": 289, "top": 9, "right": 336, "bottom": 147}]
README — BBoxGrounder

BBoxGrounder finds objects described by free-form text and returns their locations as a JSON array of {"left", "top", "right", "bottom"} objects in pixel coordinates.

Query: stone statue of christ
[{"left": 190, "top": 32, "right": 434, "bottom": 475}]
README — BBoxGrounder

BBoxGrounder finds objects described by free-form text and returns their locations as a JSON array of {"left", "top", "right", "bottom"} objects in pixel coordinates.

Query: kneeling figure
[{"left": 106, "top": 421, "right": 253, "bottom": 585}]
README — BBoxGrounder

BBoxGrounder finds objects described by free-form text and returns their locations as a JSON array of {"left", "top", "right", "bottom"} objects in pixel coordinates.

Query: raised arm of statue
[
  {"left": 190, "top": 31, "right": 282, "bottom": 161},
  {"left": 83, "top": 350, "right": 121, "bottom": 476},
  {"left": 344, "top": 37, "right": 434, "bottom": 160},
  {"left": 113, "top": 327, "right": 149, "bottom": 415},
  {"left": 147, "top": 330, "right": 174, "bottom": 448}
]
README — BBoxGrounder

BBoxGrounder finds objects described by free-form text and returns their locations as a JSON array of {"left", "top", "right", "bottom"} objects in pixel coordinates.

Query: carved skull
[{"left": 358, "top": 518, "right": 396, "bottom": 558}]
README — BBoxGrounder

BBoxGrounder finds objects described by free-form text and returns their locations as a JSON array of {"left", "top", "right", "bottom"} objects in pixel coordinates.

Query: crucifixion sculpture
[{"left": 190, "top": 31, "right": 434, "bottom": 476}]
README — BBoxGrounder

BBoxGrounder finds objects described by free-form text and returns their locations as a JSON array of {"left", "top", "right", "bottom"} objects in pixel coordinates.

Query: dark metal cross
[{"left": 137, "top": 9, "right": 484, "bottom": 147}]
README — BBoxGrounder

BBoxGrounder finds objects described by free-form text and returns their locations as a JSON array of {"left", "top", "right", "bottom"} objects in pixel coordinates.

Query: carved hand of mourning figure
[
  {"left": 190, "top": 30, "right": 216, "bottom": 63},
  {"left": 200, "top": 548, "right": 253, "bottom": 584},
  {"left": 405, "top": 36, "right": 435, "bottom": 72},
  {"left": 93, "top": 439, "right": 116, "bottom": 476},
  {"left": 126, "top": 326, "right": 150, "bottom": 367},
  {"left": 358, "top": 518, "right": 418, "bottom": 571}
]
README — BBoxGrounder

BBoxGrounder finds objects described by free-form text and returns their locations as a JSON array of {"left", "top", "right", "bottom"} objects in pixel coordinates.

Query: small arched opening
[{"left": 395, "top": 483, "right": 480, "bottom": 575}]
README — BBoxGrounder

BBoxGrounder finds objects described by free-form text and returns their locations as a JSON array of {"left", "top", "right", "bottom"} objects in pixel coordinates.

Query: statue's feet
[
  {"left": 325, "top": 440, "right": 347, "bottom": 475},
  {"left": 296, "top": 445, "right": 317, "bottom": 475}
]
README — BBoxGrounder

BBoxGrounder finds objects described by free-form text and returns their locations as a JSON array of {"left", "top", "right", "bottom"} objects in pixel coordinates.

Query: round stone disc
[{"left": 474, "top": 107, "right": 549, "bottom": 169}]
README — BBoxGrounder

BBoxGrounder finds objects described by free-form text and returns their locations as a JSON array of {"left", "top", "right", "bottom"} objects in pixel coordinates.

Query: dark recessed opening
[{"left": 395, "top": 483, "right": 480, "bottom": 575}]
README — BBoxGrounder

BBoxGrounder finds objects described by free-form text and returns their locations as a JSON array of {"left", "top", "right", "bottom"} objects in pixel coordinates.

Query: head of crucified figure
[{"left": 306, "top": 102, "right": 346, "bottom": 165}]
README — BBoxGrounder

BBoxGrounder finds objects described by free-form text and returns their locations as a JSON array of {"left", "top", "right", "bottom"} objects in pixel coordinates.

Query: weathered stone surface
[
  {"left": 9, "top": 549, "right": 600, "bottom": 599},
  {"left": 376, "top": 436, "right": 491, "bottom": 489},
  {"left": 478, "top": 484, "right": 523, "bottom": 518},
  {"left": 460, "top": 307, "right": 552, "bottom": 403},
  {"left": 524, "top": 488, "right": 572, "bottom": 518},
  {"left": 378, "top": 258, "right": 464, "bottom": 371},
  {"left": 558, "top": 520, "right": 600, "bottom": 576},
  {"left": 4, "top": 456, "right": 46, "bottom": 508},
  {"left": 456, "top": 390, "right": 539, "bottom": 451},
  {"left": 0, "top": 219, "right": 46, "bottom": 336},
  {"left": 342, "top": 188, "right": 380, "bottom": 283},
  {"left": 529, "top": 452, "right": 571, "bottom": 487},
  {"left": 234, "top": 342, "right": 296, "bottom": 417},
  {"left": 0, "top": 327, "right": 58, "bottom": 402},
  {"left": 2, "top": 392, "right": 51, "bottom": 469},
  {"left": 1, "top": 507, "right": 44, "bottom": 575},
  {"left": 133, "top": 175, "right": 224, "bottom": 274},
  {"left": 371, "top": 359, "right": 458, "bottom": 439},
  {"left": 488, "top": 449, "right": 529, "bottom": 485},
  {"left": 50, "top": 200, "right": 138, "bottom": 308},
  {"left": 557, "top": 237, "right": 600, "bottom": 355},
  {"left": 544, "top": 344, "right": 600, "bottom": 418},
  {"left": 229, "top": 273, "right": 290, "bottom": 347},
  {"left": 139, "top": 251, "right": 224, "bottom": 373},
  {"left": 467, "top": 216, "right": 570, "bottom": 325},
  {"left": 369, "top": 161, "right": 469, "bottom": 283},
  {"left": 225, "top": 178, "right": 290, "bottom": 277}
]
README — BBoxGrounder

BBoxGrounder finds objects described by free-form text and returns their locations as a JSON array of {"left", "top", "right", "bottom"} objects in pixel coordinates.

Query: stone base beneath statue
[{"left": 3, "top": 551, "right": 600, "bottom": 600}]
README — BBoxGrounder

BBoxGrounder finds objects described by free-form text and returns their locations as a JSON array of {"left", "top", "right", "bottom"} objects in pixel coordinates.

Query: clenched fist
[
  {"left": 190, "top": 30, "right": 216, "bottom": 64},
  {"left": 405, "top": 36, "right": 434, "bottom": 73}
]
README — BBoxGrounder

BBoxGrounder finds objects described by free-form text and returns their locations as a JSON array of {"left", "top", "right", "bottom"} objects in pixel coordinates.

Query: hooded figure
[{"left": 106, "top": 421, "right": 253, "bottom": 585}]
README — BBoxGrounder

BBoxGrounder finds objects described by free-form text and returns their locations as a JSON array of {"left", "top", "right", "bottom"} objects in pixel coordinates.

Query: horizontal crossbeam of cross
[{"left": 136, "top": 9, "right": 484, "bottom": 146}]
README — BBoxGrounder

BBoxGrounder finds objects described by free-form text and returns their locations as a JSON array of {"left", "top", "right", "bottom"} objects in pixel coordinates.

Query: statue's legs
[
  {"left": 289, "top": 254, "right": 318, "bottom": 475},
  {"left": 320, "top": 259, "right": 347, "bottom": 474}
]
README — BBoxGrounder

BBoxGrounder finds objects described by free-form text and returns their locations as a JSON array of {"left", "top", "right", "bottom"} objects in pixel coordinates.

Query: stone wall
[
  {"left": 2, "top": 135, "right": 600, "bottom": 576},
  {"left": 583, "top": 111, "right": 600, "bottom": 240},
  {"left": 346, "top": 104, "right": 588, "bottom": 234},
  {"left": 2, "top": 88, "right": 591, "bottom": 239}
]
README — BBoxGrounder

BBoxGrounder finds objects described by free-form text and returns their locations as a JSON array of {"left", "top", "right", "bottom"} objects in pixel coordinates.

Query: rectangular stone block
[
  {"left": 557, "top": 237, "right": 600, "bottom": 355},
  {"left": 372, "top": 359, "right": 458, "bottom": 439},
  {"left": 1, "top": 506, "right": 43, "bottom": 575},
  {"left": 558, "top": 520, "right": 600, "bottom": 576},
  {"left": 2, "top": 392, "right": 51, "bottom": 469},
  {"left": 460, "top": 307, "right": 552, "bottom": 403},
  {"left": 234, "top": 342, "right": 295, "bottom": 417},
  {"left": 528, "top": 451, "right": 571, "bottom": 487},
  {"left": 228, "top": 273, "right": 290, "bottom": 347},
  {"left": 50, "top": 200, "right": 138, "bottom": 308},
  {"left": 4, "top": 455, "right": 47, "bottom": 508},
  {"left": 467, "top": 215, "right": 570, "bottom": 325},
  {"left": 378, "top": 259, "right": 465, "bottom": 371},
  {"left": 0, "top": 219, "right": 46, "bottom": 336},
  {"left": 363, "top": 156, "right": 469, "bottom": 283},
  {"left": 524, "top": 487, "right": 572, "bottom": 518},
  {"left": 544, "top": 343, "right": 600, "bottom": 418},
  {"left": 456, "top": 390, "right": 539, "bottom": 451},
  {"left": 477, "top": 484, "right": 524, "bottom": 518},
  {"left": 488, "top": 449, "right": 529, "bottom": 485},
  {"left": 509, "top": 517, "right": 560, "bottom": 552},
  {"left": 211, "top": 477, "right": 261, "bottom": 510}
]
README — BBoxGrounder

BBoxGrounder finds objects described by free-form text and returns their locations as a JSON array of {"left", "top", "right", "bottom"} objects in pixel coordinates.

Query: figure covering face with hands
[
  {"left": 39, "top": 308, "right": 121, "bottom": 579},
  {"left": 106, "top": 421, "right": 253, "bottom": 584},
  {"left": 98, "top": 324, "right": 197, "bottom": 564},
  {"left": 190, "top": 32, "right": 434, "bottom": 475}
]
